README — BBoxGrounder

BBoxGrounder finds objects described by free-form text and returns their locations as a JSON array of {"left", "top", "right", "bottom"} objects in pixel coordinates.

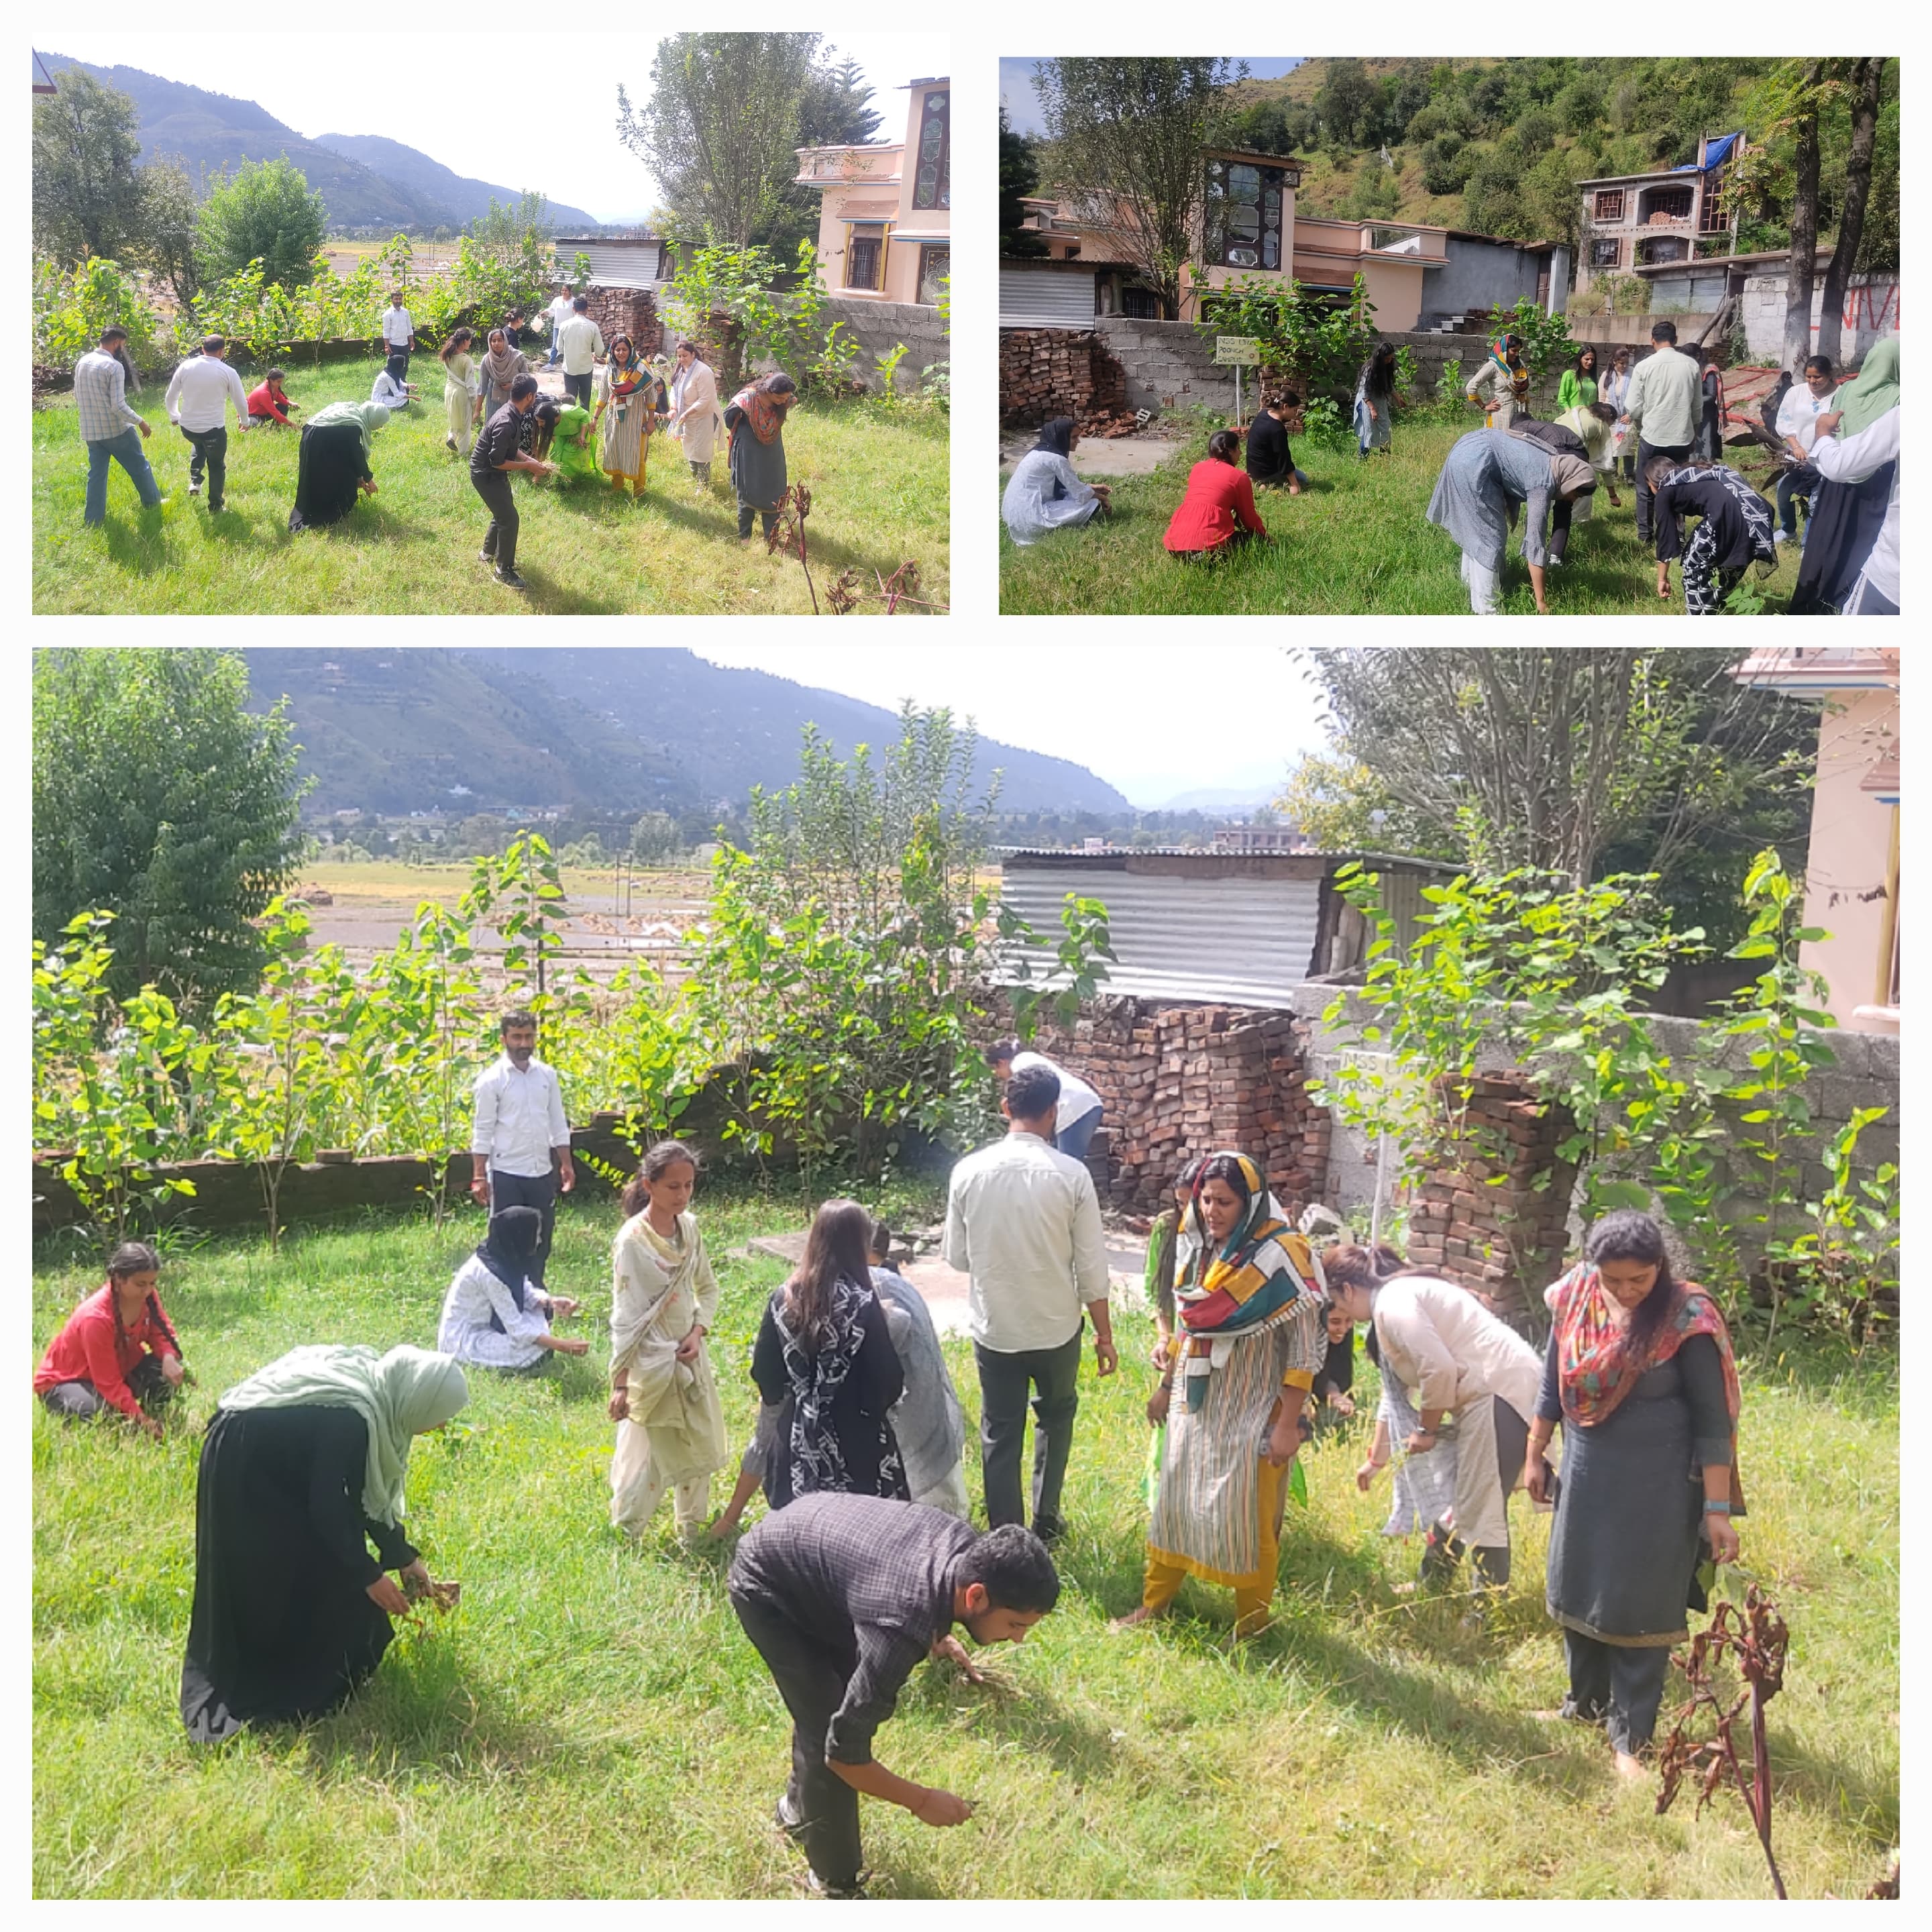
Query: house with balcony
[
  {"left": 794, "top": 76, "right": 949, "bottom": 308},
  {"left": 1574, "top": 131, "right": 1743, "bottom": 295},
  {"left": 1733, "top": 645, "right": 1899, "bottom": 1035}
]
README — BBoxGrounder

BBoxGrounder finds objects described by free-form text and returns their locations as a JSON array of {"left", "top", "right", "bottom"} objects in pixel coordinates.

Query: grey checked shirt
[{"left": 74, "top": 350, "right": 144, "bottom": 442}]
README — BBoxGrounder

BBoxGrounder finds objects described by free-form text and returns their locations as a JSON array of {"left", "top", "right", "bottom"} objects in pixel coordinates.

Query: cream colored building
[
  {"left": 795, "top": 76, "right": 949, "bottom": 308},
  {"left": 1735, "top": 646, "right": 1900, "bottom": 1035}
]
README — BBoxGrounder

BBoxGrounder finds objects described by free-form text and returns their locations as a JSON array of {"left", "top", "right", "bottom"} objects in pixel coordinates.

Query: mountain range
[
  {"left": 244, "top": 649, "right": 1131, "bottom": 820},
  {"left": 38, "top": 52, "right": 598, "bottom": 231}
]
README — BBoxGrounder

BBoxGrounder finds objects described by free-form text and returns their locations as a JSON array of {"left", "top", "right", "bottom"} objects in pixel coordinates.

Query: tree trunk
[
  {"left": 1815, "top": 58, "right": 1882, "bottom": 368},
  {"left": 1780, "top": 63, "right": 1823, "bottom": 375}
]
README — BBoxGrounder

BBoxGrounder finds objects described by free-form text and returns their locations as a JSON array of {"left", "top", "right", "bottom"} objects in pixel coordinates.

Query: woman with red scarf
[
  {"left": 724, "top": 372, "right": 798, "bottom": 540},
  {"left": 1524, "top": 1210, "right": 1743, "bottom": 1779}
]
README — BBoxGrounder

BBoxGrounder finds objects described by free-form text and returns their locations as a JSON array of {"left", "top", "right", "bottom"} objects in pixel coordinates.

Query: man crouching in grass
[{"left": 729, "top": 1493, "right": 1059, "bottom": 1898}]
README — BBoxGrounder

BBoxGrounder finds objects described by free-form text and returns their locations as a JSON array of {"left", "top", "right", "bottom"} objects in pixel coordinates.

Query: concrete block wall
[
  {"left": 815, "top": 297, "right": 947, "bottom": 393},
  {"left": 1740, "top": 273, "right": 1898, "bottom": 364}
]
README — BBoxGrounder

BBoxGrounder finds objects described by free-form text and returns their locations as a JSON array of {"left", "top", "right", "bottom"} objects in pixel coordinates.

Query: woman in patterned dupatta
[
  {"left": 1114, "top": 1152, "right": 1326, "bottom": 1639},
  {"left": 1523, "top": 1210, "right": 1743, "bottom": 1778},
  {"left": 1465, "top": 333, "right": 1531, "bottom": 431},
  {"left": 593, "top": 335, "right": 663, "bottom": 498}
]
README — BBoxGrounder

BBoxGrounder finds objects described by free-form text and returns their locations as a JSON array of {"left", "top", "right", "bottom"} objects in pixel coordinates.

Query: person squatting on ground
[
  {"left": 729, "top": 1493, "right": 1059, "bottom": 1898},
  {"left": 247, "top": 367, "right": 298, "bottom": 429},
  {"left": 468, "top": 376, "right": 558, "bottom": 589},
  {"left": 725, "top": 372, "right": 800, "bottom": 541},
  {"left": 943, "top": 1061, "right": 1117, "bottom": 1543},
  {"left": 1526, "top": 1210, "right": 1743, "bottom": 1778},
  {"left": 470, "top": 1009, "right": 574, "bottom": 1269},
  {"left": 74, "top": 325, "right": 166, "bottom": 525},
  {"left": 437, "top": 1205, "right": 586, "bottom": 1374},
  {"left": 1001, "top": 417, "right": 1110, "bottom": 545},
  {"left": 163, "top": 335, "right": 250, "bottom": 515},
  {"left": 34, "top": 1241, "right": 187, "bottom": 1435},
  {"left": 608, "top": 1141, "right": 729, "bottom": 1540},
  {"left": 1163, "top": 429, "right": 1267, "bottom": 562},
  {"left": 1245, "top": 394, "right": 1308, "bottom": 494},
  {"left": 1644, "top": 454, "right": 1777, "bottom": 614}
]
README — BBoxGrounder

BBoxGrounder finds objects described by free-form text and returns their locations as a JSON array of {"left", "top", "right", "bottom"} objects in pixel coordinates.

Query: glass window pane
[
  {"left": 1229, "top": 165, "right": 1260, "bottom": 203},
  {"left": 1228, "top": 204, "right": 1260, "bottom": 241},
  {"left": 1262, "top": 233, "right": 1279, "bottom": 269},
  {"left": 1227, "top": 246, "right": 1259, "bottom": 268}
]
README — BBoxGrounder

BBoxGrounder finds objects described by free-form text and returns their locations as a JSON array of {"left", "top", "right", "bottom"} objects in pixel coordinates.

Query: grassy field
[
  {"left": 34, "top": 1188, "right": 1897, "bottom": 1899},
  {"left": 999, "top": 417, "right": 1795, "bottom": 616},
  {"left": 34, "top": 356, "right": 949, "bottom": 615}
]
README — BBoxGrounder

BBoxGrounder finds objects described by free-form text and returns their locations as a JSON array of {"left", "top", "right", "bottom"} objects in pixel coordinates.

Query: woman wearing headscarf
[
  {"left": 750, "top": 1198, "right": 907, "bottom": 1511},
  {"left": 1644, "top": 452, "right": 1777, "bottom": 614},
  {"left": 1354, "top": 341, "right": 1399, "bottom": 457},
  {"left": 1553, "top": 398, "right": 1624, "bottom": 509},
  {"left": 436, "top": 1205, "right": 586, "bottom": 1373},
  {"left": 1114, "top": 1152, "right": 1328, "bottom": 1639},
  {"left": 1465, "top": 333, "right": 1531, "bottom": 431},
  {"left": 179, "top": 1344, "right": 468, "bottom": 1742},
  {"left": 1426, "top": 426, "right": 1597, "bottom": 614},
  {"left": 288, "top": 399, "right": 386, "bottom": 531},
  {"left": 1511, "top": 415, "right": 1611, "bottom": 563},
  {"left": 607, "top": 1140, "right": 730, "bottom": 1540},
  {"left": 1324, "top": 1246, "right": 1544, "bottom": 1609},
  {"left": 592, "top": 335, "right": 664, "bottom": 498},
  {"left": 724, "top": 371, "right": 799, "bottom": 541},
  {"left": 1525, "top": 1211, "right": 1743, "bottom": 1778},
  {"left": 1002, "top": 416, "right": 1109, "bottom": 546},
  {"left": 1790, "top": 336, "right": 1899, "bottom": 614},
  {"left": 868, "top": 1217, "right": 970, "bottom": 1517},
  {"left": 475, "top": 327, "right": 524, "bottom": 425}
]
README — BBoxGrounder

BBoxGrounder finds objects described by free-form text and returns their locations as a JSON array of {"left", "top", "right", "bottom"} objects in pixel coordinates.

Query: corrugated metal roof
[
  {"left": 1000, "top": 264, "right": 1097, "bottom": 329},
  {"left": 999, "top": 869, "right": 1322, "bottom": 1006}
]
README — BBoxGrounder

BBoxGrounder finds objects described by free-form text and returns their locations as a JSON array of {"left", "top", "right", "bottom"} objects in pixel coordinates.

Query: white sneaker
[{"left": 1774, "top": 529, "right": 1790, "bottom": 546}]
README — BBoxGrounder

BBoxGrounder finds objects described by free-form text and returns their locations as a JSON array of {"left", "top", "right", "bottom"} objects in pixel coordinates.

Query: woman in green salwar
[{"left": 535, "top": 398, "right": 599, "bottom": 488}]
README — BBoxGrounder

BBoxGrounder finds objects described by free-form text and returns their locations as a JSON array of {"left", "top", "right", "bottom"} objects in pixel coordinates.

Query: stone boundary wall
[{"left": 665, "top": 291, "right": 946, "bottom": 396}]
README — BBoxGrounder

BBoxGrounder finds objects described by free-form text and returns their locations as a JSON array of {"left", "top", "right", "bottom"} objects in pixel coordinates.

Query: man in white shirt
[
  {"left": 985, "top": 1039, "right": 1106, "bottom": 1163},
  {"left": 162, "top": 335, "right": 251, "bottom": 515},
  {"left": 943, "top": 1062, "right": 1116, "bottom": 1542},
  {"left": 557, "top": 295, "right": 606, "bottom": 409},
  {"left": 1772, "top": 354, "right": 1836, "bottom": 547},
  {"left": 470, "top": 1009, "right": 576, "bottom": 1289},
  {"left": 381, "top": 292, "right": 417, "bottom": 383},
  {"left": 1619, "top": 319, "right": 1702, "bottom": 545},
  {"left": 545, "top": 284, "right": 576, "bottom": 368}
]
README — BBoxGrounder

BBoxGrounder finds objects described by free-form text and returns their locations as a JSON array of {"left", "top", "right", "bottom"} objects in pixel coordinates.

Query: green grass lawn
[
  {"left": 999, "top": 417, "right": 1797, "bottom": 616},
  {"left": 34, "top": 358, "right": 948, "bottom": 615},
  {"left": 34, "top": 1189, "right": 1896, "bottom": 1898}
]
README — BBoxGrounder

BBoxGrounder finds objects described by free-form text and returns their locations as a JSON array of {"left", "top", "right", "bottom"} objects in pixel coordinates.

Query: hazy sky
[
  {"left": 1002, "top": 57, "right": 1304, "bottom": 136},
  {"left": 693, "top": 645, "right": 1331, "bottom": 810},
  {"left": 44, "top": 31, "right": 952, "bottom": 224}
]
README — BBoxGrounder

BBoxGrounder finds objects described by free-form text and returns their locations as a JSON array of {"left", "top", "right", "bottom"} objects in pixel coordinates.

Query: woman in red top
[
  {"left": 247, "top": 368, "right": 297, "bottom": 427},
  {"left": 1163, "top": 429, "right": 1268, "bottom": 559},
  {"left": 35, "top": 1242, "right": 186, "bottom": 1438}
]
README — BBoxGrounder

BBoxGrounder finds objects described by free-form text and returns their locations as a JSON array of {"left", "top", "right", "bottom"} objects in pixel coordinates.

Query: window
[
  {"left": 1121, "top": 286, "right": 1161, "bottom": 319},
  {"left": 1594, "top": 189, "right": 1625, "bottom": 221},
  {"left": 917, "top": 245, "right": 949, "bottom": 307},
  {"left": 1642, "top": 185, "right": 1694, "bottom": 222},
  {"left": 1591, "top": 239, "right": 1621, "bottom": 268},
  {"left": 1635, "top": 235, "right": 1688, "bottom": 266},
  {"left": 1699, "top": 178, "right": 1729, "bottom": 232},
  {"left": 846, "top": 231, "right": 883, "bottom": 290},
  {"left": 912, "top": 89, "right": 949, "bottom": 211},
  {"left": 1206, "top": 158, "right": 1289, "bottom": 270}
]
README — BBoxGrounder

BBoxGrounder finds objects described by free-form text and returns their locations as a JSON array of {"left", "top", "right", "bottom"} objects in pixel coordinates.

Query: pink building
[
  {"left": 1734, "top": 646, "right": 1900, "bottom": 1035},
  {"left": 794, "top": 76, "right": 950, "bottom": 308}
]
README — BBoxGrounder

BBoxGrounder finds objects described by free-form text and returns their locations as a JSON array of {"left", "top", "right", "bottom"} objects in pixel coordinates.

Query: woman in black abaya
[{"left": 180, "top": 1343, "right": 468, "bottom": 1743}]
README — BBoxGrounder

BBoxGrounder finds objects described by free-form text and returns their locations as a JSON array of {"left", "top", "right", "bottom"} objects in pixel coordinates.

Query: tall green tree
[
  {"left": 616, "top": 33, "right": 821, "bottom": 253},
  {"left": 195, "top": 155, "right": 327, "bottom": 290},
  {"left": 801, "top": 54, "right": 882, "bottom": 147},
  {"left": 999, "top": 104, "right": 1047, "bottom": 258},
  {"left": 32, "top": 67, "right": 146, "bottom": 264},
  {"left": 33, "top": 650, "right": 310, "bottom": 1014},
  {"left": 133, "top": 154, "right": 201, "bottom": 306},
  {"left": 1032, "top": 56, "right": 1247, "bottom": 315}
]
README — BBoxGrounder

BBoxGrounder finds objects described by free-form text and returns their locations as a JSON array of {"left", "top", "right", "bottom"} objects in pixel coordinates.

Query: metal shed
[
  {"left": 999, "top": 262, "right": 1098, "bottom": 329},
  {"left": 996, "top": 849, "right": 1456, "bottom": 1006}
]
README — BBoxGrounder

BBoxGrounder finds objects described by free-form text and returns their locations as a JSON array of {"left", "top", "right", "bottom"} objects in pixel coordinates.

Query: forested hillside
[{"left": 1220, "top": 57, "right": 1897, "bottom": 270}]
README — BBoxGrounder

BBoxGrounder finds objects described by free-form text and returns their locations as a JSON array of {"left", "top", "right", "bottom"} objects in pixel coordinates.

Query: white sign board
[{"left": 1215, "top": 336, "right": 1262, "bottom": 366}]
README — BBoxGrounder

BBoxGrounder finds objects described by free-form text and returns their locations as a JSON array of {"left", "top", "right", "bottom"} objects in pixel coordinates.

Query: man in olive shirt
[
  {"left": 469, "top": 373, "right": 555, "bottom": 590},
  {"left": 1621, "top": 319, "right": 1702, "bottom": 544},
  {"left": 729, "top": 1493, "right": 1059, "bottom": 1898}
]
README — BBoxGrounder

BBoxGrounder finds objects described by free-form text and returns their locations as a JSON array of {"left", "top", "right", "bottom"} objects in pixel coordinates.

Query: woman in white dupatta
[
  {"left": 667, "top": 339, "right": 723, "bottom": 484},
  {"left": 608, "top": 1141, "right": 729, "bottom": 1538}
]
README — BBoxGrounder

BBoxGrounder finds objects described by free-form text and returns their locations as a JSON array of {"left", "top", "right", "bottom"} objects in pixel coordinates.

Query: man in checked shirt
[{"left": 74, "top": 325, "right": 168, "bottom": 526}]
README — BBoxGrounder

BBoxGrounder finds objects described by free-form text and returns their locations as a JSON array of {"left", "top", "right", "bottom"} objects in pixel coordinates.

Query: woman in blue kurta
[{"left": 1426, "top": 427, "right": 1597, "bottom": 614}]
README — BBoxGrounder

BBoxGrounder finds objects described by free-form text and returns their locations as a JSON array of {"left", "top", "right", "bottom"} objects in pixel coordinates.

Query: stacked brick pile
[
  {"left": 580, "top": 288, "right": 663, "bottom": 359},
  {"left": 998, "top": 329, "right": 1136, "bottom": 435},
  {"left": 1405, "top": 1072, "right": 1578, "bottom": 1326},
  {"left": 999, "top": 997, "right": 1330, "bottom": 1217}
]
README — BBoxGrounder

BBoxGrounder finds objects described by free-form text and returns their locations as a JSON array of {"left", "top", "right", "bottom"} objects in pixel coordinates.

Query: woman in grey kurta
[
  {"left": 1426, "top": 427, "right": 1596, "bottom": 614},
  {"left": 724, "top": 372, "right": 798, "bottom": 541},
  {"left": 1524, "top": 1211, "right": 1743, "bottom": 1776}
]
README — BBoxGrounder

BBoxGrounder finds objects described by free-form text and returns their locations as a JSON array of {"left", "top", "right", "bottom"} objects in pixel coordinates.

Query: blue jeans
[
  {"left": 1055, "top": 1106, "right": 1102, "bottom": 1162},
  {"left": 85, "top": 428, "right": 162, "bottom": 524},
  {"left": 1776, "top": 464, "right": 1819, "bottom": 539}
]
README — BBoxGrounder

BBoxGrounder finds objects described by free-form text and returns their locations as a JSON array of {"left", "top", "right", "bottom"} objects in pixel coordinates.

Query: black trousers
[
  {"left": 472, "top": 470, "right": 521, "bottom": 575},
  {"left": 562, "top": 372, "right": 593, "bottom": 408},
  {"left": 738, "top": 501, "right": 780, "bottom": 539},
  {"left": 730, "top": 1589, "right": 865, "bottom": 1890},
  {"left": 488, "top": 1165, "right": 556, "bottom": 1285},
  {"left": 1563, "top": 1629, "right": 1673, "bottom": 1755},
  {"left": 42, "top": 1354, "right": 172, "bottom": 1421},
  {"left": 1635, "top": 437, "right": 1690, "bottom": 542},
  {"left": 975, "top": 1327, "right": 1082, "bottom": 1538},
  {"left": 180, "top": 424, "right": 229, "bottom": 508}
]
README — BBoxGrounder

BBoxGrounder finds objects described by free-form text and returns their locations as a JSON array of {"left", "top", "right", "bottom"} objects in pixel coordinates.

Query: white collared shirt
[
  {"left": 382, "top": 306, "right": 415, "bottom": 347},
  {"left": 163, "top": 355, "right": 250, "bottom": 433},
  {"left": 943, "top": 1131, "right": 1110, "bottom": 1353},
  {"left": 1008, "top": 1050, "right": 1103, "bottom": 1134},
  {"left": 557, "top": 315, "right": 604, "bottom": 375},
  {"left": 470, "top": 1053, "right": 569, "bottom": 1177}
]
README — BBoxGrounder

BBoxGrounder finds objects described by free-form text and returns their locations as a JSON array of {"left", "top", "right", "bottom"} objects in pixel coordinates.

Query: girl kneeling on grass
[
  {"left": 1163, "top": 429, "right": 1267, "bottom": 563},
  {"left": 608, "top": 1141, "right": 729, "bottom": 1540},
  {"left": 34, "top": 1240, "right": 187, "bottom": 1438}
]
